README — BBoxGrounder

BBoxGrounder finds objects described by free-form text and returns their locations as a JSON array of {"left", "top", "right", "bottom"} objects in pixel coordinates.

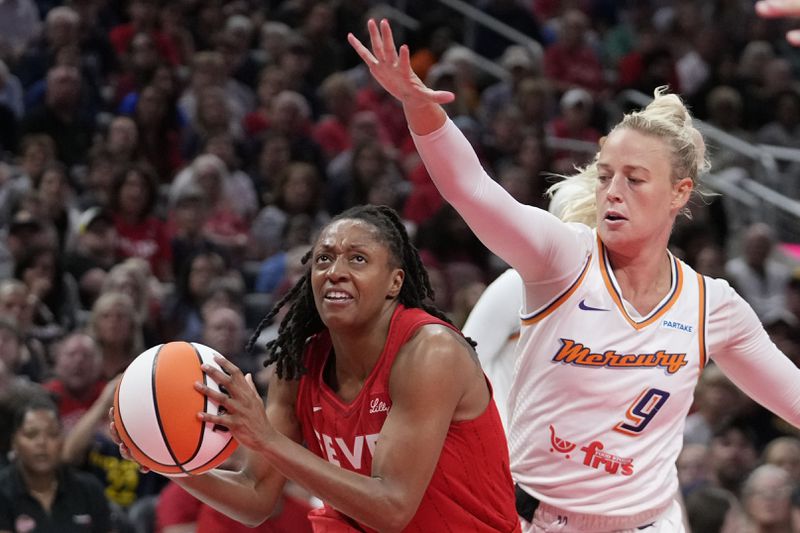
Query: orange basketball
[{"left": 113, "top": 341, "right": 238, "bottom": 476}]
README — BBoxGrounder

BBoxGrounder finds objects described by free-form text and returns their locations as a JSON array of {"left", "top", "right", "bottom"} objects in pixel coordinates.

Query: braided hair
[{"left": 246, "top": 205, "right": 473, "bottom": 380}]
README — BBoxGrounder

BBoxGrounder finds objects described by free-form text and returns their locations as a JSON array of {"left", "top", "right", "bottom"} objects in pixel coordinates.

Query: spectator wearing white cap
[{"left": 546, "top": 87, "right": 601, "bottom": 173}]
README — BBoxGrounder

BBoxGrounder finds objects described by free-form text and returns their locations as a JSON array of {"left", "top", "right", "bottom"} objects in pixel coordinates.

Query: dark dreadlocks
[{"left": 246, "top": 204, "right": 475, "bottom": 380}]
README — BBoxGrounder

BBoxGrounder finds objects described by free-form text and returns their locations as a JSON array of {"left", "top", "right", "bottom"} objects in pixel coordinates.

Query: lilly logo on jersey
[
  {"left": 549, "top": 425, "right": 634, "bottom": 476},
  {"left": 369, "top": 396, "right": 390, "bottom": 414},
  {"left": 552, "top": 339, "right": 688, "bottom": 374}
]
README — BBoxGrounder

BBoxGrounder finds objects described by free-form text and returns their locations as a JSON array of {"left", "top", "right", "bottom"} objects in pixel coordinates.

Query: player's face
[
  {"left": 310, "top": 219, "right": 404, "bottom": 332},
  {"left": 595, "top": 128, "right": 692, "bottom": 254},
  {"left": 13, "top": 409, "right": 63, "bottom": 476}
]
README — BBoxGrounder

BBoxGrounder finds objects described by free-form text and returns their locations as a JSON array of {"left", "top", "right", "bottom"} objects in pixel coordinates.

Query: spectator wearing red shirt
[
  {"left": 108, "top": 0, "right": 179, "bottom": 66},
  {"left": 543, "top": 9, "right": 606, "bottom": 97},
  {"left": 110, "top": 163, "right": 172, "bottom": 281},
  {"left": 43, "top": 332, "right": 105, "bottom": 434}
]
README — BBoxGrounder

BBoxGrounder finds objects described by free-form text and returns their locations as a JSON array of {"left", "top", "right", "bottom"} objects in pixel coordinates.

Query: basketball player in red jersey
[{"left": 112, "top": 205, "right": 520, "bottom": 532}]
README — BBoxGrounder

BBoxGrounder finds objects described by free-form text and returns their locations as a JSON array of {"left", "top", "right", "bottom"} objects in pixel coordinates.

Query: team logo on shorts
[{"left": 548, "top": 425, "right": 634, "bottom": 476}]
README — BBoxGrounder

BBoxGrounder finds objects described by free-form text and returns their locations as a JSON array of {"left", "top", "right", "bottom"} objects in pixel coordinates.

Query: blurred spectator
[
  {"left": 14, "top": 245, "right": 80, "bottom": 343},
  {"left": 0, "top": 134, "right": 56, "bottom": 224},
  {"left": 102, "top": 259, "right": 161, "bottom": 347},
  {"left": 178, "top": 51, "right": 253, "bottom": 134},
  {"left": 34, "top": 162, "right": 78, "bottom": 252},
  {"left": 763, "top": 436, "right": 800, "bottom": 485},
  {"left": 250, "top": 135, "right": 292, "bottom": 210},
  {"left": 103, "top": 115, "right": 141, "bottom": 168},
  {"left": 741, "top": 464, "right": 795, "bottom": 533},
  {"left": 159, "top": 250, "right": 226, "bottom": 342},
  {"left": 87, "top": 291, "right": 142, "bottom": 380},
  {"left": 480, "top": 45, "right": 542, "bottom": 125},
  {"left": 110, "top": 163, "right": 172, "bottom": 281},
  {"left": 0, "top": 396, "right": 111, "bottom": 532},
  {"left": 0, "top": 318, "right": 36, "bottom": 384},
  {"left": 258, "top": 21, "right": 292, "bottom": 67},
  {"left": 547, "top": 88, "right": 601, "bottom": 173},
  {"left": 251, "top": 161, "right": 328, "bottom": 260},
  {"left": 13, "top": 6, "right": 79, "bottom": 88},
  {"left": 677, "top": 443, "right": 711, "bottom": 495},
  {"left": 684, "top": 485, "right": 743, "bottom": 533},
  {"left": 263, "top": 89, "right": 326, "bottom": 173},
  {"left": 182, "top": 85, "right": 244, "bottom": 160},
  {"left": 709, "top": 418, "right": 759, "bottom": 496},
  {"left": 275, "top": 35, "right": 319, "bottom": 117},
  {"left": 0, "top": 356, "right": 47, "bottom": 466},
  {"left": 0, "top": 0, "right": 40, "bottom": 63},
  {"left": 0, "top": 279, "right": 46, "bottom": 378},
  {"left": 312, "top": 72, "right": 358, "bottom": 162},
  {"left": 108, "top": 0, "right": 179, "bottom": 66},
  {"left": 473, "top": 0, "right": 542, "bottom": 60},
  {"left": 243, "top": 65, "right": 288, "bottom": 138},
  {"left": 684, "top": 363, "right": 745, "bottom": 446},
  {"left": 482, "top": 104, "right": 525, "bottom": 171},
  {"left": 216, "top": 15, "right": 261, "bottom": 90},
  {"left": 63, "top": 207, "right": 118, "bottom": 310},
  {"left": 0, "top": 60, "right": 24, "bottom": 120},
  {"left": 170, "top": 154, "right": 249, "bottom": 262},
  {"left": 131, "top": 83, "right": 184, "bottom": 181},
  {"left": 201, "top": 133, "right": 258, "bottom": 221},
  {"left": 326, "top": 140, "right": 402, "bottom": 216},
  {"left": 20, "top": 64, "right": 95, "bottom": 170},
  {"left": 409, "top": 22, "right": 456, "bottom": 84},
  {"left": 42, "top": 332, "right": 105, "bottom": 433},
  {"left": 726, "top": 222, "right": 791, "bottom": 321},
  {"left": 543, "top": 9, "right": 606, "bottom": 97},
  {"left": 167, "top": 184, "right": 219, "bottom": 278},
  {"left": 62, "top": 370, "right": 165, "bottom": 518},
  {"left": 112, "top": 30, "right": 162, "bottom": 106},
  {"left": 705, "top": 86, "right": 754, "bottom": 171},
  {"left": 255, "top": 233, "right": 313, "bottom": 296},
  {"left": 299, "top": 2, "right": 345, "bottom": 87}
]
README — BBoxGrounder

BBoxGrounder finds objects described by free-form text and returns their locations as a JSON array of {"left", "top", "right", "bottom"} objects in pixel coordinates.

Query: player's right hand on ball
[{"left": 108, "top": 406, "right": 151, "bottom": 473}]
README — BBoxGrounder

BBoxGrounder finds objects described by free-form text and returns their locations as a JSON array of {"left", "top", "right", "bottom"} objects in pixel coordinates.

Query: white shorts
[{"left": 521, "top": 498, "right": 684, "bottom": 533}]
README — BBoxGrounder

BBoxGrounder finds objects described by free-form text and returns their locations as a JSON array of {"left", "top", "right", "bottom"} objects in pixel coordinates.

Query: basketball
[{"left": 113, "top": 341, "right": 238, "bottom": 476}]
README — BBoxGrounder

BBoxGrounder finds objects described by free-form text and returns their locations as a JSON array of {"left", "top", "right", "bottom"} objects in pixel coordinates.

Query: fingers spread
[
  {"left": 367, "top": 18, "right": 386, "bottom": 62},
  {"left": 348, "top": 33, "right": 378, "bottom": 65},
  {"left": 380, "top": 19, "right": 399, "bottom": 63}
]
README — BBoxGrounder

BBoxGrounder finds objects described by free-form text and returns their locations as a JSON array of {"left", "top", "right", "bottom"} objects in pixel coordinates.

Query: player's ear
[{"left": 387, "top": 268, "right": 404, "bottom": 299}]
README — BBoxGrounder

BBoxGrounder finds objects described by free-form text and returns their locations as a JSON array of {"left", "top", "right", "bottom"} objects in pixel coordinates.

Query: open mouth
[
  {"left": 324, "top": 290, "right": 353, "bottom": 302},
  {"left": 604, "top": 211, "right": 627, "bottom": 222}
]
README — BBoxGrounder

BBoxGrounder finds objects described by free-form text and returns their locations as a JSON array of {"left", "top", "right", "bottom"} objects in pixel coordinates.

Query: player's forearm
[
  {"left": 255, "top": 432, "right": 418, "bottom": 532},
  {"left": 174, "top": 468, "right": 282, "bottom": 527}
]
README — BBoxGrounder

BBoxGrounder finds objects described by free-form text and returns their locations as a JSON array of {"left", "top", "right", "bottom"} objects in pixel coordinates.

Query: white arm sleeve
[
  {"left": 463, "top": 268, "right": 523, "bottom": 368},
  {"left": 411, "top": 119, "right": 587, "bottom": 287},
  {"left": 707, "top": 279, "right": 800, "bottom": 428}
]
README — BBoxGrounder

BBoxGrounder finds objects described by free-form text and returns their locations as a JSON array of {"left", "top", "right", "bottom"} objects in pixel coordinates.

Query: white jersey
[
  {"left": 463, "top": 268, "right": 523, "bottom": 430},
  {"left": 509, "top": 227, "right": 705, "bottom": 516},
  {"left": 412, "top": 118, "right": 800, "bottom": 521}
]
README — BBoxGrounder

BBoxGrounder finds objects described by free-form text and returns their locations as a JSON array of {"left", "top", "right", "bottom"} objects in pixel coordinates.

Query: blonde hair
[
  {"left": 89, "top": 291, "right": 144, "bottom": 358},
  {"left": 547, "top": 87, "right": 710, "bottom": 225}
]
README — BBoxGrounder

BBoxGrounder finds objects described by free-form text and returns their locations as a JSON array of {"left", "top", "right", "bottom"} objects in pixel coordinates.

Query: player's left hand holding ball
[{"left": 195, "top": 356, "right": 275, "bottom": 452}]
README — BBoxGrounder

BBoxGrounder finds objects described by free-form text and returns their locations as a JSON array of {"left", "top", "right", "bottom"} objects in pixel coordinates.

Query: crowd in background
[{"left": 0, "top": 0, "right": 799, "bottom": 531}]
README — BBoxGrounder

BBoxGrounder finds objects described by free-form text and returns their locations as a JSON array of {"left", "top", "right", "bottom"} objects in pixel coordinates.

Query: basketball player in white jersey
[
  {"left": 349, "top": 20, "right": 800, "bottom": 532},
  {"left": 463, "top": 181, "right": 596, "bottom": 431}
]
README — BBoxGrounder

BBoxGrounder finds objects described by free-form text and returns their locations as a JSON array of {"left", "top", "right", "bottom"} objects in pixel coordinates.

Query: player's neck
[{"left": 608, "top": 249, "right": 673, "bottom": 315}]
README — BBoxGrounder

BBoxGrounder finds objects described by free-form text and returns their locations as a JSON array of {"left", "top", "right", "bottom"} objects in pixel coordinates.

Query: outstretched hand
[
  {"left": 348, "top": 18, "right": 455, "bottom": 109},
  {"left": 756, "top": 0, "right": 800, "bottom": 45}
]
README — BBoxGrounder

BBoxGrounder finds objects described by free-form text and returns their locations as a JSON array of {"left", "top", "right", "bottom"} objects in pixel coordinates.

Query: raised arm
[
  {"left": 348, "top": 20, "right": 587, "bottom": 284},
  {"left": 199, "top": 328, "right": 488, "bottom": 532},
  {"left": 708, "top": 282, "right": 800, "bottom": 428}
]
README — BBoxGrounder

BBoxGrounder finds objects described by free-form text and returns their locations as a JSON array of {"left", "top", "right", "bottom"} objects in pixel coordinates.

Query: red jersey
[{"left": 296, "top": 304, "right": 521, "bottom": 532}]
